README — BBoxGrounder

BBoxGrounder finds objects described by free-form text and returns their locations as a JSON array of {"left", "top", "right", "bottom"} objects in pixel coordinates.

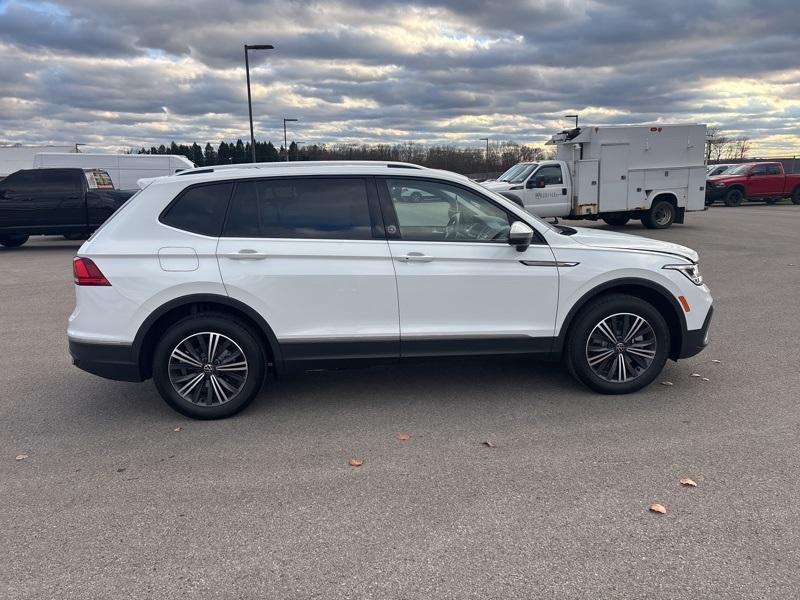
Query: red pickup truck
[{"left": 706, "top": 162, "right": 800, "bottom": 206}]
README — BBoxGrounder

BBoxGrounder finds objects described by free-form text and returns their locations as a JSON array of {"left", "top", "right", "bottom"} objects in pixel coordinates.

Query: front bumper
[
  {"left": 705, "top": 186, "right": 727, "bottom": 201},
  {"left": 68, "top": 339, "right": 145, "bottom": 382},
  {"left": 678, "top": 305, "right": 713, "bottom": 359}
]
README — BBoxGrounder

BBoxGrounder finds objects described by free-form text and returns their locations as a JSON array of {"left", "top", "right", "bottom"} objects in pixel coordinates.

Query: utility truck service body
[{"left": 483, "top": 124, "right": 707, "bottom": 229}]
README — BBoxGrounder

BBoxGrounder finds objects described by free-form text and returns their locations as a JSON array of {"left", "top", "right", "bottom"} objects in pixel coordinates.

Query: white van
[{"left": 34, "top": 153, "right": 195, "bottom": 190}]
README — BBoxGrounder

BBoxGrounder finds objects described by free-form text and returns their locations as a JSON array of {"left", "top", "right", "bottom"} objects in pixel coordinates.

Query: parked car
[
  {"left": 68, "top": 161, "right": 713, "bottom": 419},
  {"left": 706, "top": 162, "right": 800, "bottom": 206},
  {"left": 706, "top": 164, "right": 736, "bottom": 177},
  {"left": 0, "top": 168, "right": 135, "bottom": 247},
  {"left": 483, "top": 125, "right": 708, "bottom": 229}
]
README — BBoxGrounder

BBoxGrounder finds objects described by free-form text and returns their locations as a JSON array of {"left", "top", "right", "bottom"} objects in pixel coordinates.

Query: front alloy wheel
[
  {"left": 585, "top": 313, "right": 657, "bottom": 383},
  {"left": 566, "top": 294, "right": 670, "bottom": 394}
]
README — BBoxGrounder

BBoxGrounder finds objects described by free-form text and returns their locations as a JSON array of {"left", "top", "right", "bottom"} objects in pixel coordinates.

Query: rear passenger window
[
  {"left": 223, "top": 178, "right": 372, "bottom": 239},
  {"left": 160, "top": 183, "right": 233, "bottom": 236}
]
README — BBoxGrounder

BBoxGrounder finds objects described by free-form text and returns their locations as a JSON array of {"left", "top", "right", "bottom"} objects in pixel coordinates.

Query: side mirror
[{"left": 508, "top": 221, "right": 534, "bottom": 252}]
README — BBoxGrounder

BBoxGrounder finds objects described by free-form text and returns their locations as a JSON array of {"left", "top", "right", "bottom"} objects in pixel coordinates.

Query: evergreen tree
[{"left": 204, "top": 143, "right": 217, "bottom": 166}]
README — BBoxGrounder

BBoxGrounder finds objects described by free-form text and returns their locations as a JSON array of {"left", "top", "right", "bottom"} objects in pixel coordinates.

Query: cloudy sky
[{"left": 1, "top": 0, "right": 799, "bottom": 154}]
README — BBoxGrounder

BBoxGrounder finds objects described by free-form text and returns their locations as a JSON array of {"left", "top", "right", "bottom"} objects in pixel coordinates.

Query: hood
[
  {"left": 707, "top": 174, "right": 744, "bottom": 183},
  {"left": 482, "top": 180, "right": 515, "bottom": 191},
  {"left": 567, "top": 227, "right": 698, "bottom": 262}
]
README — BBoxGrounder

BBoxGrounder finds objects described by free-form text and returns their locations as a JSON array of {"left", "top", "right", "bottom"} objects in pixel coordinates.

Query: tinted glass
[
  {"left": 38, "top": 169, "right": 79, "bottom": 190},
  {"left": 161, "top": 183, "right": 233, "bottom": 236},
  {"left": 766, "top": 164, "right": 781, "bottom": 175},
  {"left": 534, "top": 165, "right": 563, "bottom": 185},
  {"left": 387, "top": 178, "right": 512, "bottom": 242},
  {"left": 224, "top": 178, "right": 372, "bottom": 239},
  {"left": 750, "top": 165, "right": 768, "bottom": 175},
  {"left": 3, "top": 170, "right": 40, "bottom": 193}
]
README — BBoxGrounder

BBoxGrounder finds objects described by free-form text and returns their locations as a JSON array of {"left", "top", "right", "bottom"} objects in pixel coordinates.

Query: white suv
[{"left": 68, "top": 161, "right": 713, "bottom": 419}]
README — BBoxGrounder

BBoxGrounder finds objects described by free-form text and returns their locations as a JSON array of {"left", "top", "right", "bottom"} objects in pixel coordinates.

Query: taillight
[{"left": 73, "top": 257, "right": 110, "bottom": 286}]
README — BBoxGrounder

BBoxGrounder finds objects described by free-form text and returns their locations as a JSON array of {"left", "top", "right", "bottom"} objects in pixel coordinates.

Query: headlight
[
  {"left": 710, "top": 181, "right": 726, "bottom": 188},
  {"left": 663, "top": 263, "right": 703, "bottom": 285}
]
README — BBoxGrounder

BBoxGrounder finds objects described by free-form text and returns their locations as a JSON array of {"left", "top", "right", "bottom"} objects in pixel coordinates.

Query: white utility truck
[
  {"left": 483, "top": 124, "right": 707, "bottom": 228},
  {"left": 33, "top": 153, "right": 195, "bottom": 190}
]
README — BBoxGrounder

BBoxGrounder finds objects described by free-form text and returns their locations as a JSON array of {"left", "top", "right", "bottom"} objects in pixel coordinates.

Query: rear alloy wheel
[
  {"left": 0, "top": 234, "right": 29, "bottom": 248},
  {"left": 566, "top": 294, "right": 670, "bottom": 394},
  {"left": 602, "top": 214, "right": 630, "bottom": 227},
  {"left": 152, "top": 313, "right": 265, "bottom": 419},
  {"left": 641, "top": 199, "right": 675, "bottom": 229},
  {"left": 724, "top": 188, "right": 744, "bottom": 207}
]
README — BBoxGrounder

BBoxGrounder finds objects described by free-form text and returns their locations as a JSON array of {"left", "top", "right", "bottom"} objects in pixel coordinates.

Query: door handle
[
  {"left": 223, "top": 249, "right": 269, "bottom": 260},
  {"left": 397, "top": 252, "right": 433, "bottom": 263}
]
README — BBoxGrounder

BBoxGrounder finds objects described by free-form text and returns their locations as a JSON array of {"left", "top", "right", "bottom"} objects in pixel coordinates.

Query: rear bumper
[
  {"left": 68, "top": 339, "right": 145, "bottom": 382},
  {"left": 678, "top": 305, "right": 713, "bottom": 359}
]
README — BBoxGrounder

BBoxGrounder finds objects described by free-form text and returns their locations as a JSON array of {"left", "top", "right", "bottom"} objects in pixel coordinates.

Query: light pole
[
  {"left": 244, "top": 44, "right": 274, "bottom": 163},
  {"left": 565, "top": 114, "right": 579, "bottom": 128},
  {"left": 283, "top": 117, "right": 298, "bottom": 161},
  {"left": 480, "top": 138, "right": 489, "bottom": 166}
]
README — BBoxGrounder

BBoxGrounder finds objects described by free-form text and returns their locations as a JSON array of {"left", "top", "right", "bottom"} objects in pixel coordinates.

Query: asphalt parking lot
[{"left": 2, "top": 204, "right": 799, "bottom": 599}]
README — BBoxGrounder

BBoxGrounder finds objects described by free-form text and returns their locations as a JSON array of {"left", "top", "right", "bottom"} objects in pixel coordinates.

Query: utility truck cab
[{"left": 484, "top": 125, "right": 708, "bottom": 229}]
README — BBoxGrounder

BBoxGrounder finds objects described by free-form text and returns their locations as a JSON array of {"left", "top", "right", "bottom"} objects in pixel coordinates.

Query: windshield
[
  {"left": 507, "top": 163, "right": 538, "bottom": 184},
  {"left": 497, "top": 164, "right": 524, "bottom": 182},
  {"left": 726, "top": 164, "right": 752, "bottom": 175}
]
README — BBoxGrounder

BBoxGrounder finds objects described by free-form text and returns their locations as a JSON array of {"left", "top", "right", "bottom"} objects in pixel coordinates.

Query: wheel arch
[
  {"left": 133, "top": 294, "right": 283, "bottom": 379},
  {"left": 554, "top": 278, "right": 687, "bottom": 361}
]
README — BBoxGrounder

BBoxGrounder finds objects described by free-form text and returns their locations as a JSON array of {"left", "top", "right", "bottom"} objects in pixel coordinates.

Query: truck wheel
[
  {"left": 723, "top": 188, "right": 744, "bottom": 207},
  {"left": 641, "top": 199, "right": 675, "bottom": 229},
  {"left": 792, "top": 187, "right": 800, "bottom": 205},
  {"left": 0, "top": 234, "right": 29, "bottom": 248},
  {"left": 565, "top": 294, "right": 670, "bottom": 394},
  {"left": 64, "top": 232, "right": 89, "bottom": 241},
  {"left": 602, "top": 214, "right": 630, "bottom": 226},
  {"left": 152, "top": 313, "right": 266, "bottom": 419}
]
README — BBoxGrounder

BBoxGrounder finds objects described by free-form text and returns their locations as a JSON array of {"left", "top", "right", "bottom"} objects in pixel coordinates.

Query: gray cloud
[{"left": 0, "top": 0, "right": 798, "bottom": 153}]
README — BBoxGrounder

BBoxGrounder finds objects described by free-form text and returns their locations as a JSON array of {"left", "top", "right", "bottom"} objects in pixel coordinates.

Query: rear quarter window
[{"left": 160, "top": 183, "right": 233, "bottom": 237}]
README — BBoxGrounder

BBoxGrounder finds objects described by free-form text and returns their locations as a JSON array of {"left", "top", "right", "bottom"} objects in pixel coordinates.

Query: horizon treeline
[{"left": 134, "top": 140, "right": 548, "bottom": 174}]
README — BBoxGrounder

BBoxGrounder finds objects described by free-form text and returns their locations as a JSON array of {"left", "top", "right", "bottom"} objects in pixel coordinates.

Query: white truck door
[
  {"left": 522, "top": 164, "right": 571, "bottom": 217},
  {"left": 575, "top": 160, "right": 599, "bottom": 215},
  {"left": 599, "top": 144, "right": 629, "bottom": 212}
]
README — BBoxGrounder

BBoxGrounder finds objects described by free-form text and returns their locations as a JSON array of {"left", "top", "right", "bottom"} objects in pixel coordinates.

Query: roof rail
[{"left": 175, "top": 160, "right": 426, "bottom": 176}]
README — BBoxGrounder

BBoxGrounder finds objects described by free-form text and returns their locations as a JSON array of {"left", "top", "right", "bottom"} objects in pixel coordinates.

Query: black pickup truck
[{"left": 0, "top": 168, "right": 135, "bottom": 247}]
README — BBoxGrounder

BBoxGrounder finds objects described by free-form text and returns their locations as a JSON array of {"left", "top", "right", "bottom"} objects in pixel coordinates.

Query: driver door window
[
  {"left": 529, "top": 165, "right": 563, "bottom": 187},
  {"left": 386, "top": 179, "right": 512, "bottom": 243}
]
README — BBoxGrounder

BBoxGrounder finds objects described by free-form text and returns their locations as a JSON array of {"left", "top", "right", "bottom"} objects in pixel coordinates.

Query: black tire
[
  {"left": 602, "top": 214, "right": 630, "bottom": 226},
  {"left": 723, "top": 188, "right": 744, "bottom": 207},
  {"left": 152, "top": 313, "right": 266, "bottom": 419},
  {"left": 410, "top": 191, "right": 423, "bottom": 203},
  {"left": 565, "top": 294, "right": 670, "bottom": 394},
  {"left": 63, "top": 232, "right": 89, "bottom": 241},
  {"left": 641, "top": 199, "right": 675, "bottom": 229},
  {"left": 792, "top": 187, "right": 800, "bottom": 205},
  {"left": 0, "top": 234, "right": 29, "bottom": 248}
]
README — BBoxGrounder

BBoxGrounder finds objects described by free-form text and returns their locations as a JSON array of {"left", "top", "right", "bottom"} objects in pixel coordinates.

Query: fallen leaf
[
  {"left": 711, "top": 359, "right": 721, "bottom": 364},
  {"left": 661, "top": 381, "right": 674, "bottom": 386},
  {"left": 173, "top": 427, "right": 182, "bottom": 432},
  {"left": 701, "top": 377, "right": 710, "bottom": 382},
  {"left": 691, "top": 373, "right": 701, "bottom": 378},
  {"left": 482, "top": 441, "right": 496, "bottom": 448},
  {"left": 680, "top": 478, "right": 698, "bottom": 487},
  {"left": 348, "top": 458, "right": 363, "bottom": 467},
  {"left": 15, "top": 454, "right": 28, "bottom": 461},
  {"left": 649, "top": 503, "right": 667, "bottom": 514},
  {"left": 397, "top": 433, "right": 411, "bottom": 441}
]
